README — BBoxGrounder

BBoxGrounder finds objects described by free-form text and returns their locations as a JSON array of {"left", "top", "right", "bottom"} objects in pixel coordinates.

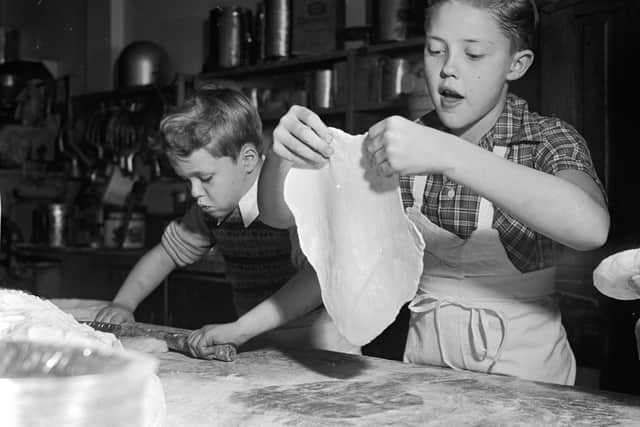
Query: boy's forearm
[
  {"left": 234, "top": 262, "right": 322, "bottom": 342},
  {"left": 445, "top": 139, "right": 609, "bottom": 250},
  {"left": 257, "top": 149, "right": 295, "bottom": 229},
  {"left": 113, "top": 244, "right": 177, "bottom": 311}
]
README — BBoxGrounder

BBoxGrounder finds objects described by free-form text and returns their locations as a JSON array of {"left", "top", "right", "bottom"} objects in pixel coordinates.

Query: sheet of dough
[
  {"left": 593, "top": 249, "right": 640, "bottom": 300},
  {"left": 283, "top": 128, "right": 424, "bottom": 346}
]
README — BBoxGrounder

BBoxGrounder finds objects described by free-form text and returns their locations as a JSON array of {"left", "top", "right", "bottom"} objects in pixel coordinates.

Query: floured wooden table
[
  {"left": 157, "top": 347, "right": 640, "bottom": 426},
  {"left": 51, "top": 298, "right": 640, "bottom": 425}
]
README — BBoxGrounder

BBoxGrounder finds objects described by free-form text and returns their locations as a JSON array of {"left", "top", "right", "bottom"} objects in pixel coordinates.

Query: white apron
[{"left": 403, "top": 146, "right": 576, "bottom": 385}]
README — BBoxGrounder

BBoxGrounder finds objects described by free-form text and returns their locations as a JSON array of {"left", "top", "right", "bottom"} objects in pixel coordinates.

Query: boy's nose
[
  {"left": 189, "top": 180, "right": 204, "bottom": 198},
  {"left": 441, "top": 54, "right": 458, "bottom": 78}
]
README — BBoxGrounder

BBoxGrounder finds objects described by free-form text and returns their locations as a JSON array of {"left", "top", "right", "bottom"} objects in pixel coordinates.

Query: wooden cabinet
[
  {"left": 539, "top": 0, "right": 638, "bottom": 241},
  {"left": 538, "top": 0, "right": 640, "bottom": 393}
]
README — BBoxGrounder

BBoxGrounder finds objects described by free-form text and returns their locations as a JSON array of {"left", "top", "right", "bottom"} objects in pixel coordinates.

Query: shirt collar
[
  {"left": 418, "top": 93, "right": 535, "bottom": 150},
  {"left": 237, "top": 170, "right": 260, "bottom": 228}
]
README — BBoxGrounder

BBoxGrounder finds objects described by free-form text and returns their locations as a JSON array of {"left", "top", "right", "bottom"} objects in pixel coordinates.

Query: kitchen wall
[
  {"left": 0, "top": 0, "right": 86, "bottom": 92},
  {"left": 1, "top": 0, "right": 259, "bottom": 94},
  {"left": 2, "top": 0, "right": 368, "bottom": 94}
]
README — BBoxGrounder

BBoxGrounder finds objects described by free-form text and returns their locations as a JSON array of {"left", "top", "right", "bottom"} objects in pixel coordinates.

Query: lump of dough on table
[
  {"left": 121, "top": 336, "right": 169, "bottom": 353},
  {"left": 0, "top": 289, "right": 121, "bottom": 350},
  {"left": 0, "top": 289, "right": 166, "bottom": 427},
  {"left": 283, "top": 128, "right": 424, "bottom": 346}
]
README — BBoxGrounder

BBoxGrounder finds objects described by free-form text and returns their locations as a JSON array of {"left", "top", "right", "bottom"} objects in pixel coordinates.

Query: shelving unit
[{"left": 197, "top": 37, "right": 428, "bottom": 134}]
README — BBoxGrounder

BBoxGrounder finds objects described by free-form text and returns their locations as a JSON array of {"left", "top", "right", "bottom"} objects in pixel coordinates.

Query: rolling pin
[{"left": 82, "top": 321, "right": 237, "bottom": 362}]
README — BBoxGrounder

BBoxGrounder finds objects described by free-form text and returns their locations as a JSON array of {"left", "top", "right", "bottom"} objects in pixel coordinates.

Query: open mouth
[{"left": 439, "top": 87, "right": 464, "bottom": 99}]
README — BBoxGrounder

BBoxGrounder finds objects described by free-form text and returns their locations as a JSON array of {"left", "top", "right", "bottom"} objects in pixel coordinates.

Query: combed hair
[
  {"left": 425, "top": 0, "right": 539, "bottom": 51},
  {"left": 156, "top": 88, "right": 263, "bottom": 160}
]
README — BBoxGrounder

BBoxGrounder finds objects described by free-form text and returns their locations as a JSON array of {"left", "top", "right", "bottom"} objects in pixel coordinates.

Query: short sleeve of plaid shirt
[{"left": 400, "top": 94, "right": 606, "bottom": 273}]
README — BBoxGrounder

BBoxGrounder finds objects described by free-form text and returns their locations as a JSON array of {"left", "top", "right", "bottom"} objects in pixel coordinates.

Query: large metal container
[
  {"left": 381, "top": 57, "right": 410, "bottom": 100},
  {"left": 265, "top": 0, "right": 291, "bottom": 59},
  {"left": 116, "top": 41, "right": 170, "bottom": 88},
  {"left": 0, "top": 340, "right": 162, "bottom": 427},
  {"left": 210, "top": 7, "right": 253, "bottom": 69},
  {"left": 313, "top": 69, "right": 333, "bottom": 108},
  {"left": 373, "top": 0, "right": 411, "bottom": 42}
]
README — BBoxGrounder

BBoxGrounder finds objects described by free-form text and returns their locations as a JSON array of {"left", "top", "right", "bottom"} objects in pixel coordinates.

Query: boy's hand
[
  {"left": 273, "top": 105, "right": 333, "bottom": 168},
  {"left": 94, "top": 302, "right": 135, "bottom": 324},
  {"left": 364, "top": 116, "right": 452, "bottom": 177},
  {"left": 186, "top": 322, "right": 248, "bottom": 359}
]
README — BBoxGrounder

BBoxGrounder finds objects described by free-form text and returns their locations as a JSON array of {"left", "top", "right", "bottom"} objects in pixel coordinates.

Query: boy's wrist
[
  {"left": 440, "top": 133, "right": 467, "bottom": 178},
  {"left": 267, "top": 147, "right": 293, "bottom": 171},
  {"left": 111, "top": 299, "right": 136, "bottom": 312},
  {"left": 231, "top": 318, "right": 257, "bottom": 345}
]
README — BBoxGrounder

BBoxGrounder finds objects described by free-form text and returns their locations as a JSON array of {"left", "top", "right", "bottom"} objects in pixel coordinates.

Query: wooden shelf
[
  {"left": 361, "top": 37, "right": 425, "bottom": 55},
  {"left": 201, "top": 51, "right": 350, "bottom": 79}
]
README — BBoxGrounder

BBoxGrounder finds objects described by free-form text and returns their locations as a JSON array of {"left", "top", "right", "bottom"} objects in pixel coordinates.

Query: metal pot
[{"left": 116, "top": 41, "right": 170, "bottom": 88}]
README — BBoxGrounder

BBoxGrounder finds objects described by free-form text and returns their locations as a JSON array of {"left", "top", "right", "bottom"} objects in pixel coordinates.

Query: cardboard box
[{"left": 291, "top": 0, "right": 345, "bottom": 56}]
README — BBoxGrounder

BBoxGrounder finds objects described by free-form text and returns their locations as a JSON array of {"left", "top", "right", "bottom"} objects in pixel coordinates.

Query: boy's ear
[
  {"left": 506, "top": 49, "right": 534, "bottom": 82},
  {"left": 239, "top": 143, "right": 260, "bottom": 172}
]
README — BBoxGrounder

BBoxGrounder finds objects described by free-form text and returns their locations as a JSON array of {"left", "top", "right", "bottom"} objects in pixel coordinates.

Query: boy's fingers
[
  {"left": 280, "top": 111, "right": 333, "bottom": 158},
  {"left": 372, "top": 148, "right": 387, "bottom": 165},
  {"left": 186, "top": 331, "right": 201, "bottom": 355},
  {"left": 290, "top": 105, "right": 331, "bottom": 143},
  {"left": 379, "top": 160, "right": 395, "bottom": 177},
  {"left": 273, "top": 127, "right": 329, "bottom": 167},
  {"left": 364, "top": 130, "right": 385, "bottom": 155},
  {"left": 366, "top": 119, "right": 388, "bottom": 141}
]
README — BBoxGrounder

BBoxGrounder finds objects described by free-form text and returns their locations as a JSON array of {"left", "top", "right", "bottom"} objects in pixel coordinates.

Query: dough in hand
[
  {"left": 283, "top": 128, "right": 424, "bottom": 346},
  {"left": 121, "top": 336, "right": 169, "bottom": 353},
  {"left": 593, "top": 249, "right": 640, "bottom": 300}
]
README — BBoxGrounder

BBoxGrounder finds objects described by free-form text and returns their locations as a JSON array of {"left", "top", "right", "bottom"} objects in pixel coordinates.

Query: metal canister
[
  {"left": 381, "top": 57, "right": 410, "bottom": 100},
  {"left": 0, "top": 27, "right": 20, "bottom": 64},
  {"left": 211, "top": 7, "right": 252, "bottom": 69},
  {"left": 219, "top": 8, "right": 244, "bottom": 68},
  {"left": 47, "top": 203, "right": 66, "bottom": 247},
  {"left": 374, "top": 0, "right": 411, "bottom": 42},
  {"left": 264, "top": 0, "right": 290, "bottom": 59},
  {"left": 313, "top": 69, "right": 333, "bottom": 109}
]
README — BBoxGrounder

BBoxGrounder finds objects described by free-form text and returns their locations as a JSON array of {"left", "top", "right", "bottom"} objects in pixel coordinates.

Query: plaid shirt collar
[{"left": 421, "top": 93, "right": 543, "bottom": 150}]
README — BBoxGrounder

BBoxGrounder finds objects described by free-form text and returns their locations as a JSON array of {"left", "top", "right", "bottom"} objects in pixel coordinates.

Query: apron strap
[
  {"left": 476, "top": 145, "right": 509, "bottom": 230},
  {"left": 411, "top": 175, "right": 428, "bottom": 211},
  {"left": 408, "top": 294, "right": 509, "bottom": 372}
]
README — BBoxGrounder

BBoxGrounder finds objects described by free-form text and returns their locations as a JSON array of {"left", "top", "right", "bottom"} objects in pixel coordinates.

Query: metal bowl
[{"left": 0, "top": 340, "right": 162, "bottom": 427}]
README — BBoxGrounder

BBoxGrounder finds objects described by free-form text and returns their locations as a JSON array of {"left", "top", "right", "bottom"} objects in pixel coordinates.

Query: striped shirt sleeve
[{"left": 161, "top": 204, "right": 214, "bottom": 267}]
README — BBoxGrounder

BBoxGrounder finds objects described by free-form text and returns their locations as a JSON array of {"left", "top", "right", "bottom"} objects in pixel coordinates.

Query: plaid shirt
[{"left": 400, "top": 94, "right": 605, "bottom": 272}]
